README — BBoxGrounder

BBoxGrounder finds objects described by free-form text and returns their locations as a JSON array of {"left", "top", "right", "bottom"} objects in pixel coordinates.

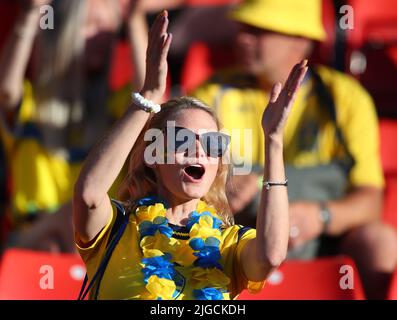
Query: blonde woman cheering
[{"left": 73, "top": 11, "right": 307, "bottom": 300}]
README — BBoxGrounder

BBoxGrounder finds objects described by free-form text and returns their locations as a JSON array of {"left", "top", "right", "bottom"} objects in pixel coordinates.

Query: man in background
[{"left": 193, "top": 0, "right": 397, "bottom": 299}]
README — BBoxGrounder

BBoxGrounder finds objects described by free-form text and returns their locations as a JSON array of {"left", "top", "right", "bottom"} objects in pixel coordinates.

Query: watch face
[{"left": 320, "top": 205, "right": 331, "bottom": 224}]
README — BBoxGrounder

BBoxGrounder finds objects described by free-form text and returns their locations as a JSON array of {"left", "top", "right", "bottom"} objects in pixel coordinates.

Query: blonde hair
[
  {"left": 33, "top": 0, "right": 122, "bottom": 149},
  {"left": 119, "top": 97, "right": 234, "bottom": 227}
]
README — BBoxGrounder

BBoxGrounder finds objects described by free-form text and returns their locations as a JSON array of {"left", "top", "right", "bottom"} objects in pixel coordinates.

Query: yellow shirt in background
[
  {"left": 0, "top": 81, "right": 128, "bottom": 220},
  {"left": 192, "top": 65, "right": 384, "bottom": 188}
]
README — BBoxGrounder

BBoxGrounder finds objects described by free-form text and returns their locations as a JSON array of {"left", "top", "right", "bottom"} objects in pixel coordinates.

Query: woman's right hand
[{"left": 140, "top": 10, "right": 172, "bottom": 102}]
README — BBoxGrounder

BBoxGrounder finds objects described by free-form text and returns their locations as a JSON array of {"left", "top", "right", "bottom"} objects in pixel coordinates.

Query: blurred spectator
[
  {"left": 0, "top": 0, "right": 147, "bottom": 252},
  {"left": 192, "top": 0, "right": 397, "bottom": 299}
]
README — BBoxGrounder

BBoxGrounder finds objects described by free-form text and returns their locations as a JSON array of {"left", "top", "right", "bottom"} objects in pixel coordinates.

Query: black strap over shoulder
[
  {"left": 309, "top": 66, "right": 355, "bottom": 172},
  {"left": 77, "top": 199, "right": 130, "bottom": 300},
  {"left": 237, "top": 225, "right": 251, "bottom": 242},
  {"left": 106, "top": 200, "right": 128, "bottom": 248}
]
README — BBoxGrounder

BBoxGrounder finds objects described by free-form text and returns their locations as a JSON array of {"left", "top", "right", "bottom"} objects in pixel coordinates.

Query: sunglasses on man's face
[{"left": 166, "top": 126, "right": 231, "bottom": 158}]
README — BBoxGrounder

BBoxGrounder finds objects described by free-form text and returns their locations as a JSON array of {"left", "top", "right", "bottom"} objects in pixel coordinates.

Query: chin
[{"left": 180, "top": 184, "right": 209, "bottom": 200}]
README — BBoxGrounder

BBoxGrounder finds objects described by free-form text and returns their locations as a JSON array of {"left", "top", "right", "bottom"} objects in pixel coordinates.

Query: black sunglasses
[{"left": 165, "top": 126, "right": 231, "bottom": 158}]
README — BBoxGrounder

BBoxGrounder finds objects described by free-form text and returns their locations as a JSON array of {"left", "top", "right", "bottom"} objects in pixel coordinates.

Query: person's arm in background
[
  {"left": 240, "top": 60, "right": 308, "bottom": 280},
  {"left": 125, "top": 0, "right": 148, "bottom": 92},
  {"left": 288, "top": 188, "right": 382, "bottom": 248},
  {"left": 73, "top": 11, "right": 172, "bottom": 243},
  {"left": 0, "top": 1, "right": 49, "bottom": 111},
  {"left": 289, "top": 78, "right": 384, "bottom": 249}
]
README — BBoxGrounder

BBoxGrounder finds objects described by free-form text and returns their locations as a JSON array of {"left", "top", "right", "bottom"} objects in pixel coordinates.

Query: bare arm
[
  {"left": 73, "top": 11, "right": 172, "bottom": 243},
  {"left": 126, "top": 0, "right": 148, "bottom": 92},
  {"left": 287, "top": 187, "right": 382, "bottom": 249},
  {"left": 241, "top": 61, "right": 308, "bottom": 280},
  {"left": 326, "top": 186, "right": 382, "bottom": 235},
  {"left": 0, "top": 4, "right": 41, "bottom": 110}
]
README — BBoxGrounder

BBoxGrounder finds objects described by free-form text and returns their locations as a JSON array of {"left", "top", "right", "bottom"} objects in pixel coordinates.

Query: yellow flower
[
  {"left": 141, "top": 233, "right": 178, "bottom": 257},
  {"left": 189, "top": 215, "right": 221, "bottom": 240},
  {"left": 136, "top": 203, "right": 166, "bottom": 222},
  {"left": 146, "top": 275, "right": 176, "bottom": 300},
  {"left": 172, "top": 242, "right": 196, "bottom": 266},
  {"left": 197, "top": 201, "right": 222, "bottom": 220},
  {"left": 190, "top": 268, "right": 230, "bottom": 289},
  {"left": 142, "top": 249, "right": 164, "bottom": 258}
]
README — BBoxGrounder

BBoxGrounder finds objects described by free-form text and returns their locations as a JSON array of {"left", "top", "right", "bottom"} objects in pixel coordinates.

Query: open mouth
[{"left": 183, "top": 164, "right": 205, "bottom": 180}]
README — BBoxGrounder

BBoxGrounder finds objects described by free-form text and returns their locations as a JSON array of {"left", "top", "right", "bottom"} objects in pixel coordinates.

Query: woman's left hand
[
  {"left": 140, "top": 10, "right": 172, "bottom": 101},
  {"left": 262, "top": 60, "right": 308, "bottom": 140}
]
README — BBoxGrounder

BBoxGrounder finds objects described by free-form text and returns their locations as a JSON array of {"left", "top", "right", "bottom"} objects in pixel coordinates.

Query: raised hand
[
  {"left": 262, "top": 60, "right": 308, "bottom": 139},
  {"left": 140, "top": 10, "right": 172, "bottom": 102}
]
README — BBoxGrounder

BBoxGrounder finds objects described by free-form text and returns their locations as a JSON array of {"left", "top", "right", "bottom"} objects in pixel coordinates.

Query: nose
[
  {"left": 236, "top": 31, "right": 257, "bottom": 47},
  {"left": 195, "top": 138, "right": 206, "bottom": 159}
]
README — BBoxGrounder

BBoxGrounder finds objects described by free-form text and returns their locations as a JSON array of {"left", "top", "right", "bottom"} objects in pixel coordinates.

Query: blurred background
[{"left": 0, "top": 0, "right": 396, "bottom": 300}]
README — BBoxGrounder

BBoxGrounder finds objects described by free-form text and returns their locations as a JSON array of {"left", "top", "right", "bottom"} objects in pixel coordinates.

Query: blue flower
[
  {"left": 204, "top": 237, "right": 221, "bottom": 247},
  {"left": 136, "top": 194, "right": 170, "bottom": 208},
  {"left": 193, "top": 287, "right": 225, "bottom": 300},
  {"left": 186, "top": 211, "right": 222, "bottom": 230},
  {"left": 193, "top": 246, "right": 222, "bottom": 269},
  {"left": 141, "top": 254, "right": 176, "bottom": 282},
  {"left": 139, "top": 216, "right": 173, "bottom": 238},
  {"left": 189, "top": 238, "right": 205, "bottom": 251},
  {"left": 190, "top": 237, "right": 220, "bottom": 251}
]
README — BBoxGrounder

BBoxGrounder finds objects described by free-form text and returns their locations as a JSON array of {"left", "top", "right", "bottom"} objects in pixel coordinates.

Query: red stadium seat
[
  {"left": 108, "top": 40, "right": 134, "bottom": 92},
  {"left": 0, "top": 249, "right": 85, "bottom": 300},
  {"left": 344, "top": 0, "right": 397, "bottom": 49},
  {"left": 0, "top": 2, "right": 20, "bottom": 51},
  {"left": 388, "top": 267, "right": 397, "bottom": 299},
  {"left": 181, "top": 42, "right": 235, "bottom": 93},
  {"left": 237, "top": 256, "right": 366, "bottom": 300},
  {"left": 344, "top": 0, "right": 397, "bottom": 117},
  {"left": 379, "top": 119, "right": 397, "bottom": 228},
  {"left": 380, "top": 119, "right": 397, "bottom": 175}
]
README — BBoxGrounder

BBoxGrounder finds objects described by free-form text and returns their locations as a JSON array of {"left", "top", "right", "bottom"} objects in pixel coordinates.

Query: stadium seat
[
  {"left": 379, "top": 119, "right": 397, "bottom": 228},
  {"left": 387, "top": 267, "right": 397, "bottom": 299},
  {"left": 181, "top": 42, "right": 235, "bottom": 93},
  {"left": 344, "top": 0, "right": 397, "bottom": 117},
  {"left": 0, "top": 2, "right": 20, "bottom": 52},
  {"left": 237, "top": 256, "right": 366, "bottom": 300},
  {"left": 108, "top": 40, "right": 134, "bottom": 92},
  {"left": 0, "top": 249, "right": 86, "bottom": 300}
]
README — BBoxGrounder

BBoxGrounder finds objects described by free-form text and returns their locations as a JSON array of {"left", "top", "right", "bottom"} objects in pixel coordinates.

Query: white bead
[{"left": 131, "top": 92, "right": 161, "bottom": 113}]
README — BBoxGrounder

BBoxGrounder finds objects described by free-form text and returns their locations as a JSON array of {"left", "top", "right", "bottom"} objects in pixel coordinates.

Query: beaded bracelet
[
  {"left": 131, "top": 92, "right": 161, "bottom": 113},
  {"left": 263, "top": 179, "right": 288, "bottom": 190}
]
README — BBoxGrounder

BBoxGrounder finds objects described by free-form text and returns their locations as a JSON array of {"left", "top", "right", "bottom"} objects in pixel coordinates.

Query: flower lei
[{"left": 135, "top": 196, "right": 231, "bottom": 300}]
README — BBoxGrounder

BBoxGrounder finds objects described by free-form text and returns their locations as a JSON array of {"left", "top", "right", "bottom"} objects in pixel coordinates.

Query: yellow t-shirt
[
  {"left": 0, "top": 81, "right": 128, "bottom": 219},
  {"left": 76, "top": 203, "right": 264, "bottom": 300},
  {"left": 192, "top": 65, "right": 384, "bottom": 188}
]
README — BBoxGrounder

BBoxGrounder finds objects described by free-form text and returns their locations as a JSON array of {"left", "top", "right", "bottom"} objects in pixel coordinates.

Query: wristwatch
[{"left": 319, "top": 202, "right": 332, "bottom": 234}]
